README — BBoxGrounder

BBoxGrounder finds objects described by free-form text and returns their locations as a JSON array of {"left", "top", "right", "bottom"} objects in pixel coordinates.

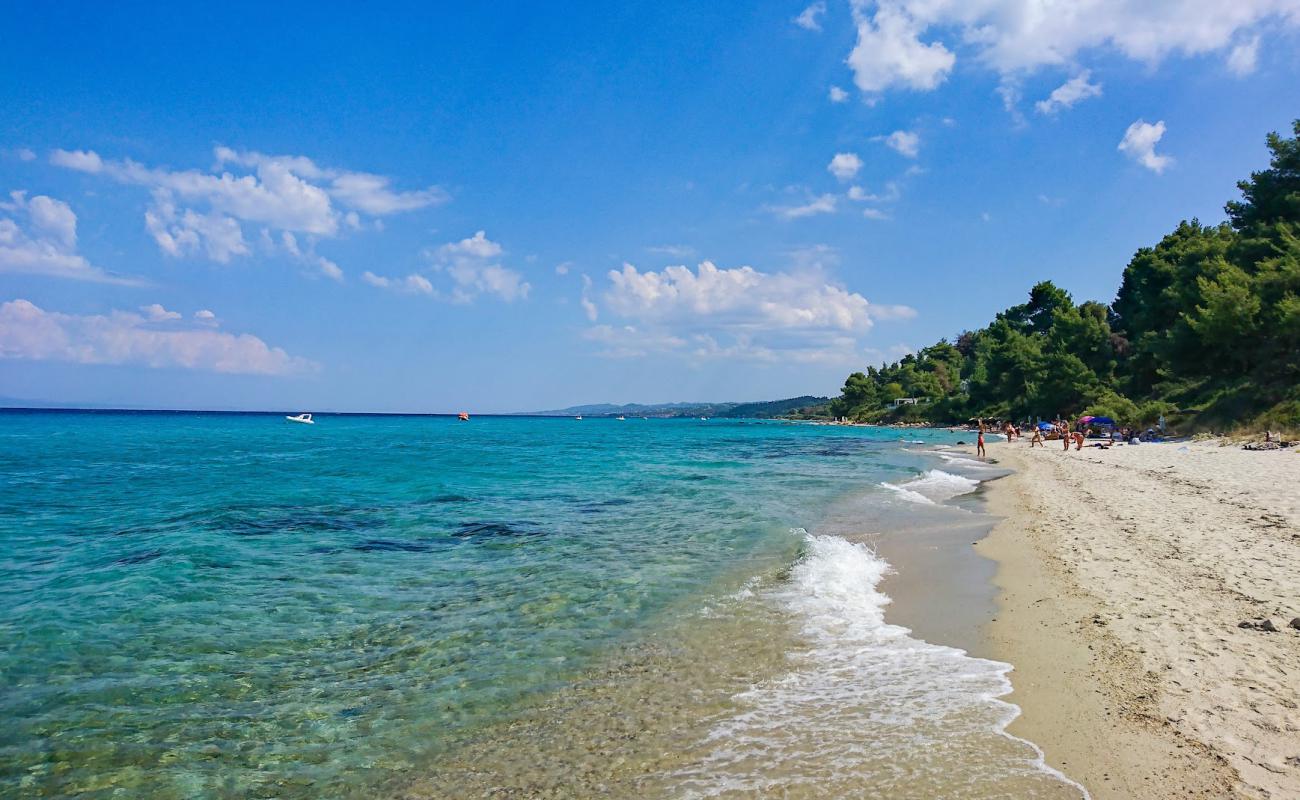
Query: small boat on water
[
  {"left": 616, "top": 415, "right": 626, "bottom": 421},
  {"left": 458, "top": 412, "right": 470, "bottom": 421},
  {"left": 575, "top": 415, "right": 583, "bottom": 420},
  {"left": 286, "top": 413, "right": 314, "bottom": 425}
]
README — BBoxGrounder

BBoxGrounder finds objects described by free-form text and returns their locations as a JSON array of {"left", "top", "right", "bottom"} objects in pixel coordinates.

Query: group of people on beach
[{"left": 976, "top": 417, "right": 1113, "bottom": 457}]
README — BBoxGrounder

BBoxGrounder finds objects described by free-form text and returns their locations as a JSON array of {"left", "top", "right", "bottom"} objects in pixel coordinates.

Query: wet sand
[{"left": 976, "top": 438, "right": 1300, "bottom": 799}]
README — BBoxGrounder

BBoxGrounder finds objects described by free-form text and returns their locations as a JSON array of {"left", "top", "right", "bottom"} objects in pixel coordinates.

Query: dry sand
[{"left": 975, "top": 437, "right": 1300, "bottom": 799}]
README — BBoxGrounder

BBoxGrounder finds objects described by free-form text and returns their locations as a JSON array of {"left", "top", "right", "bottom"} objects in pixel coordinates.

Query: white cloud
[
  {"left": 862, "top": 207, "right": 891, "bottom": 220},
  {"left": 996, "top": 81, "right": 1026, "bottom": 126},
  {"left": 828, "top": 85, "right": 849, "bottom": 103},
  {"left": 847, "top": 5, "right": 955, "bottom": 94},
  {"left": 446, "top": 262, "right": 529, "bottom": 303},
  {"left": 1118, "top": 119, "right": 1174, "bottom": 173},
  {"left": 50, "top": 149, "right": 104, "bottom": 172},
  {"left": 367, "top": 230, "right": 528, "bottom": 302},
  {"left": 847, "top": 182, "right": 901, "bottom": 203},
  {"left": 827, "top": 152, "right": 864, "bottom": 181},
  {"left": 1034, "top": 70, "right": 1103, "bottom": 114},
  {"left": 839, "top": 1, "right": 1299, "bottom": 98},
  {"left": 580, "top": 273, "right": 599, "bottom": 322},
  {"left": 0, "top": 191, "right": 138, "bottom": 284},
  {"left": 194, "top": 309, "right": 218, "bottom": 325},
  {"left": 25, "top": 193, "right": 78, "bottom": 249},
  {"left": 140, "top": 303, "right": 181, "bottom": 322},
  {"left": 14, "top": 148, "right": 36, "bottom": 162},
  {"left": 766, "top": 193, "right": 838, "bottom": 220},
  {"left": 439, "top": 229, "right": 503, "bottom": 259},
  {"left": 145, "top": 190, "right": 249, "bottom": 263},
  {"left": 554, "top": 262, "right": 571, "bottom": 275},
  {"left": 1227, "top": 35, "right": 1260, "bottom": 75},
  {"left": 879, "top": 130, "right": 920, "bottom": 158},
  {"left": 312, "top": 254, "right": 344, "bottom": 282},
  {"left": 795, "top": 1, "right": 827, "bottom": 31},
  {"left": 0, "top": 298, "right": 315, "bottom": 375},
  {"left": 583, "top": 260, "right": 915, "bottom": 362},
  {"left": 436, "top": 230, "right": 528, "bottom": 302},
  {"left": 50, "top": 146, "right": 444, "bottom": 270},
  {"left": 362, "top": 271, "right": 433, "bottom": 294},
  {"left": 274, "top": 230, "right": 344, "bottom": 282}
]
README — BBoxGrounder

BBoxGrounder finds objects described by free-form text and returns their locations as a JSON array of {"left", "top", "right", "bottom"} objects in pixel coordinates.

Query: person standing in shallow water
[{"left": 977, "top": 418, "right": 987, "bottom": 458}]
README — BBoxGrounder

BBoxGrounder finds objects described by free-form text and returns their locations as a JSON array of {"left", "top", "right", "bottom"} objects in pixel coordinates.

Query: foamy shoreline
[{"left": 973, "top": 438, "right": 1300, "bottom": 799}]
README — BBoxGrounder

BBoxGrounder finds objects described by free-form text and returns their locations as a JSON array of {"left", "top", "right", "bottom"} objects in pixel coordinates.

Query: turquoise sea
[{"left": 0, "top": 411, "right": 1083, "bottom": 798}]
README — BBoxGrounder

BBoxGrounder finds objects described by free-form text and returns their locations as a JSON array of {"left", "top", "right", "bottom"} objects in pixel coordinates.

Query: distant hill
[
  {"left": 526, "top": 396, "right": 831, "bottom": 419},
  {"left": 722, "top": 396, "right": 831, "bottom": 418}
]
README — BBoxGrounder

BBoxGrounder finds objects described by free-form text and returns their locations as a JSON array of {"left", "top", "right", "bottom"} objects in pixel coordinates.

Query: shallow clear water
[{"left": 0, "top": 412, "right": 1078, "bottom": 798}]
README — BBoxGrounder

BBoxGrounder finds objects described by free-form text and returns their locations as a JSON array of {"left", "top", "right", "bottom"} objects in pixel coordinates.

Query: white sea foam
[
  {"left": 673, "top": 533, "right": 1089, "bottom": 798},
  {"left": 880, "top": 468, "right": 981, "bottom": 505},
  {"left": 937, "top": 450, "right": 1002, "bottom": 471}
]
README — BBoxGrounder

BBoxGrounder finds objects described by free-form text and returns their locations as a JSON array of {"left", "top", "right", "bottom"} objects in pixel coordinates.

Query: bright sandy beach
[{"left": 973, "top": 437, "right": 1300, "bottom": 799}]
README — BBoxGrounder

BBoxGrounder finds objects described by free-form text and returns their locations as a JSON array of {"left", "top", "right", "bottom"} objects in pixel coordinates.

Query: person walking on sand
[
  {"left": 976, "top": 418, "right": 987, "bottom": 458},
  {"left": 1061, "top": 420, "right": 1071, "bottom": 451},
  {"left": 1072, "top": 430, "right": 1085, "bottom": 450},
  {"left": 1030, "top": 428, "right": 1044, "bottom": 447}
]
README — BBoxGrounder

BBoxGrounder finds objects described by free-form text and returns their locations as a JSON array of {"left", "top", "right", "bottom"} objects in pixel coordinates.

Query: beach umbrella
[
  {"left": 1089, "top": 415, "right": 1116, "bottom": 426},
  {"left": 1077, "top": 415, "right": 1095, "bottom": 424},
  {"left": 1037, "top": 421, "right": 1054, "bottom": 430}
]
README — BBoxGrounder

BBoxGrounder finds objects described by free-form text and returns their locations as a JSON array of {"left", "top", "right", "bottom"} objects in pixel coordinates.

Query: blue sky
[{"left": 2, "top": 2, "right": 1298, "bottom": 412}]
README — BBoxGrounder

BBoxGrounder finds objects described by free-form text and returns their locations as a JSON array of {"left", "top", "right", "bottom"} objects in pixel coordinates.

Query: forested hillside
[{"left": 830, "top": 121, "right": 1300, "bottom": 431}]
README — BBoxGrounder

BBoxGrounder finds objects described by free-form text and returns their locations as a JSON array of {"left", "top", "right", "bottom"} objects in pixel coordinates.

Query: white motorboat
[
  {"left": 286, "top": 413, "right": 314, "bottom": 425},
  {"left": 616, "top": 415, "right": 626, "bottom": 421}
]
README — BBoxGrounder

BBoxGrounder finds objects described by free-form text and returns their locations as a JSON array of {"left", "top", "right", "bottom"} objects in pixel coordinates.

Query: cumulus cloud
[
  {"left": 795, "top": 1, "right": 827, "bottom": 30},
  {"left": 847, "top": 4, "right": 955, "bottom": 94},
  {"left": 827, "top": 152, "right": 864, "bottom": 181},
  {"left": 0, "top": 191, "right": 139, "bottom": 284},
  {"left": 840, "top": 1, "right": 1298, "bottom": 99},
  {"left": 1034, "top": 71, "right": 1103, "bottom": 114},
  {"left": 140, "top": 303, "right": 181, "bottom": 322},
  {"left": 766, "top": 193, "right": 838, "bottom": 220},
  {"left": 828, "top": 85, "right": 849, "bottom": 103},
  {"left": 194, "top": 309, "right": 218, "bottom": 325},
  {"left": 50, "top": 146, "right": 445, "bottom": 273},
  {"left": 145, "top": 190, "right": 249, "bottom": 263},
  {"left": 582, "top": 260, "right": 915, "bottom": 362},
  {"left": 1118, "top": 119, "right": 1174, "bottom": 173},
  {"left": 0, "top": 298, "right": 315, "bottom": 375},
  {"left": 878, "top": 130, "right": 920, "bottom": 158},
  {"left": 365, "top": 230, "right": 529, "bottom": 302}
]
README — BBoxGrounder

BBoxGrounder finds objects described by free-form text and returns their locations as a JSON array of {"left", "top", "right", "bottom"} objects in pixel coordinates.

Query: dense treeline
[{"left": 830, "top": 121, "right": 1300, "bottom": 431}]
